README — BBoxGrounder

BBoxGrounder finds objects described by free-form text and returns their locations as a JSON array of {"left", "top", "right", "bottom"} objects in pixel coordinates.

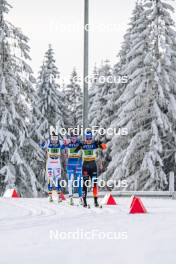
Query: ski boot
[
  {"left": 49, "top": 195, "right": 53, "bottom": 203},
  {"left": 69, "top": 196, "right": 74, "bottom": 206},
  {"left": 79, "top": 197, "right": 83, "bottom": 206},
  {"left": 94, "top": 197, "right": 99, "bottom": 207},
  {"left": 58, "top": 192, "right": 63, "bottom": 203},
  {"left": 83, "top": 197, "right": 88, "bottom": 207}
]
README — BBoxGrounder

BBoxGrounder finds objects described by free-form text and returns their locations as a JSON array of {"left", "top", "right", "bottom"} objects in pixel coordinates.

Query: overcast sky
[{"left": 7, "top": 0, "right": 176, "bottom": 84}]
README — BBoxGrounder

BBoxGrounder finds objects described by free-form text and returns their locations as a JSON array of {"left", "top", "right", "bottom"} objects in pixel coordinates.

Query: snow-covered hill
[{"left": 0, "top": 197, "right": 176, "bottom": 264}]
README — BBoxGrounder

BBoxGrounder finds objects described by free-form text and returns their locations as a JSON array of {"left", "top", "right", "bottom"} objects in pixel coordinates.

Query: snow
[{"left": 0, "top": 197, "right": 176, "bottom": 264}]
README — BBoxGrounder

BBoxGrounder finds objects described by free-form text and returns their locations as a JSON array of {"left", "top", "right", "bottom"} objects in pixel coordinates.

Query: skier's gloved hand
[
  {"left": 101, "top": 143, "right": 107, "bottom": 150},
  {"left": 39, "top": 142, "right": 46, "bottom": 149},
  {"left": 64, "top": 139, "right": 68, "bottom": 145}
]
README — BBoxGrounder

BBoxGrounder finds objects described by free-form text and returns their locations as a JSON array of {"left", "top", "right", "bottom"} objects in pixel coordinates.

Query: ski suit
[
  {"left": 75, "top": 141, "right": 104, "bottom": 201},
  {"left": 41, "top": 140, "right": 64, "bottom": 194},
  {"left": 65, "top": 141, "right": 83, "bottom": 197}
]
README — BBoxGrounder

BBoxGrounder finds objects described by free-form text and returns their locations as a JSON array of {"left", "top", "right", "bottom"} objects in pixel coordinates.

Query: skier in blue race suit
[{"left": 65, "top": 133, "right": 83, "bottom": 205}]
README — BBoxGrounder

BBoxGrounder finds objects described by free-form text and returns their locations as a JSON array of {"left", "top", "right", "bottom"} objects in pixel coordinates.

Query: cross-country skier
[
  {"left": 75, "top": 130, "right": 107, "bottom": 207},
  {"left": 41, "top": 131, "right": 65, "bottom": 203},
  {"left": 65, "top": 133, "right": 83, "bottom": 206}
]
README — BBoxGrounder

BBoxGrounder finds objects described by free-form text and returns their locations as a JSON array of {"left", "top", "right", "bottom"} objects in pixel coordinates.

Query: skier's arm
[
  {"left": 75, "top": 142, "right": 83, "bottom": 152},
  {"left": 39, "top": 140, "right": 48, "bottom": 149},
  {"left": 61, "top": 140, "right": 66, "bottom": 157},
  {"left": 95, "top": 141, "right": 107, "bottom": 150},
  {"left": 60, "top": 140, "right": 65, "bottom": 150},
  {"left": 59, "top": 140, "right": 67, "bottom": 157}
]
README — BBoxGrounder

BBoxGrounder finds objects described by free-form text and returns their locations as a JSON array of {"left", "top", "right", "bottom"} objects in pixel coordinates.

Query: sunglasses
[{"left": 51, "top": 136, "right": 58, "bottom": 141}]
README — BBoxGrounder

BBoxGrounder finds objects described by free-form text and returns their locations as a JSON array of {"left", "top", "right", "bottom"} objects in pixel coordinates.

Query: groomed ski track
[{"left": 0, "top": 197, "right": 176, "bottom": 264}]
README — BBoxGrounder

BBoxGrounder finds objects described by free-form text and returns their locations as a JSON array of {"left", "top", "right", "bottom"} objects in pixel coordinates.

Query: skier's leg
[
  {"left": 48, "top": 168, "right": 54, "bottom": 202},
  {"left": 75, "top": 159, "right": 83, "bottom": 205},
  {"left": 67, "top": 158, "right": 74, "bottom": 199},
  {"left": 68, "top": 173, "right": 74, "bottom": 196},
  {"left": 68, "top": 172, "right": 74, "bottom": 205},
  {"left": 54, "top": 160, "right": 62, "bottom": 202},
  {"left": 82, "top": 162, "right": 89, "bottom": 207},
  {"left": 75, "top": 158, "right": 83, "bottom": 198},
  {"left": 82, "top": 177, "right": 89, "bottom": 207},
  {"left": 90, "top": 161, "right": 99, "bottom": 207}
]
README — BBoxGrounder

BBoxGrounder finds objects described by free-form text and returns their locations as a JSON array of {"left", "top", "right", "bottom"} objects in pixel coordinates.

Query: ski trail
[
  {"left": 0, "top": 197, "right": 120, "bottom": 232},
  {"left": 0, "top": 198, "right": 176, "bottom": 264},
  {"left": 0, "top": 198, "right": 59, "bottom": 231},
  {"left": 0, "top": 198, "right": 104, "bottom": 231}
]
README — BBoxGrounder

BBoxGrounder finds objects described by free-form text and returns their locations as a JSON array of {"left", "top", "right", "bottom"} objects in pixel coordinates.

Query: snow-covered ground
[{"left": 0, "top": 197, "right": 176, "bottom": 264}]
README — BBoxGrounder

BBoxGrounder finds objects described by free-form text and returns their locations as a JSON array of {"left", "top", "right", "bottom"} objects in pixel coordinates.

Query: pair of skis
[
  {"left": 69, "top": 201, "right": 103, "bottom": 209},
  {"left": 83, "top": 204, "right": 103, "bottom": 209},
  {"left": 68, "top": 195, "right": 103, "bottom": 208},
  {"left": 49, "top": 198, "right": 62, "bottom": 203},
  {"left": 48, "top": 196, "right": 103, "bottom": 208}
]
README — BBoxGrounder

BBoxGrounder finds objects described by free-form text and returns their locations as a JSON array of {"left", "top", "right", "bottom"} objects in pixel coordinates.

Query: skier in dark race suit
[{"left": 75, "top": 130, "right": 107, "bottom": 207}]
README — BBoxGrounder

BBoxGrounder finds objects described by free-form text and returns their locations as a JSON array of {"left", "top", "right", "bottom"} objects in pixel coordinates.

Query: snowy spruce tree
[
  {"left": 0, "top": 0, "right": 40, "bottom": 196},
  {"left": 88, "top": 64, "right": 99, "bottom": 113},
  {"left": 89, "top": 61, "right": 113, "bottom": 141},
  {"left": 88, "top": 65, "right": 99, "bottom": 129},
  {"left": 105, "top": 0, "right": 176, "bottom": 190},
  {"left": 65, "top": 68, "right": 83, "bottom": 128},
  {"left": 25, "top": 94, "right": 48, "bottom": 196},
  {"left": 103, "top": 2, "right": 145, "bottom": 183},
  {"left": 60, "top": 81, "right": 72, "bottom": 129},
  {"left": 88, "top": 61, "right": 114, "bottom": 175},
  {"left": 103, "top": 27, "right": 132, "bottom": 181},
  {"left": 37, "top": 45, "right": 65, "bottom": 139}
]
